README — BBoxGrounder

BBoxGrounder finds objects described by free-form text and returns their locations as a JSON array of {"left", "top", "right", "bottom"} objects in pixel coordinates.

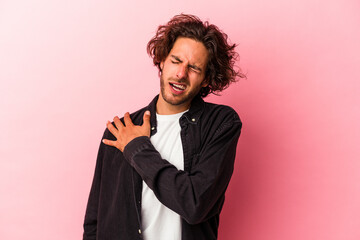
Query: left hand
[{"left": 102, "top": 111, "right": 151, "bottom": 152}]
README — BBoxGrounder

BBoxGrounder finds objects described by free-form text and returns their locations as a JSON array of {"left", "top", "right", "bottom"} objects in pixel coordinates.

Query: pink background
[{"left": 1, "top": 0, "right": 359, "bottom": 239}]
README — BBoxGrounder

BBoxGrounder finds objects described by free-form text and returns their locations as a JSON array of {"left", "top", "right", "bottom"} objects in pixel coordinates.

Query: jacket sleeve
[
  {"left": 83, "top": 134, "right": 106, "bottom": 240},
  {"left": 123, "top": 113, "right": 242, "bottom": 225}
]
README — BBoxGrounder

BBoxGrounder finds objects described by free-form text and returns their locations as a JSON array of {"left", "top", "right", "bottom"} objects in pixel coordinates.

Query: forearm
[{"left": 123, "top": 122, "right": 241, "bottom": 224}]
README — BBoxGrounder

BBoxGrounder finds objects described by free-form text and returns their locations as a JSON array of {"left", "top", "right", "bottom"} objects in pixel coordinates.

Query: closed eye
[
  {"left": 170, "top": 55, "right": 183, "bottom": 63},
  {"left": 188, "top": 65, "right": 201, "bottom": 73},
  {"left": 189, "top": 67, "right": 199, "bottom": 73}
]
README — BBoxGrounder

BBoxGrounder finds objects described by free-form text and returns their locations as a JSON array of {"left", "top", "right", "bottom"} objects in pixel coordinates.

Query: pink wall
[{"left": 1, "top": 0, "right": 359, "bottom": 239}]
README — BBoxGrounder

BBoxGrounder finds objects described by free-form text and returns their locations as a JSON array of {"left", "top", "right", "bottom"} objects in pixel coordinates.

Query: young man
[{"left": 83, "top": 14, "right": 244, "bottom": 240}]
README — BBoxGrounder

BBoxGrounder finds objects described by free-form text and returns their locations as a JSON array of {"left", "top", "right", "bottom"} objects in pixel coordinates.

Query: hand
[{"left": 102, "top": 111, "right": 151, "bottom": 152}]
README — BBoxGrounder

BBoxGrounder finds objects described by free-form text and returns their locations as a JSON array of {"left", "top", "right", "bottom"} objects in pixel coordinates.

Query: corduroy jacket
[{"left": 83, "top": 95, "right": 242, "bottom": 240}]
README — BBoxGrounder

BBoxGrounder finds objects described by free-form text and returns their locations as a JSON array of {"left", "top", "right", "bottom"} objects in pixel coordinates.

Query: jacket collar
[{"left": 146, "top": 94, "right": 205, "bottom": 135}]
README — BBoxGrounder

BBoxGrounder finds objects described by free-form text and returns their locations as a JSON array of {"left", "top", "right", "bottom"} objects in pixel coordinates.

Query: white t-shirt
[{"left": 141, "top": 110, "right": 187, "bottom": 240}]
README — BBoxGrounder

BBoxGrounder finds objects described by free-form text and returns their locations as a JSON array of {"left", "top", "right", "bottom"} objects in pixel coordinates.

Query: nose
[{"left": 176, "top": 65, "right": 188, "bottom": 79}]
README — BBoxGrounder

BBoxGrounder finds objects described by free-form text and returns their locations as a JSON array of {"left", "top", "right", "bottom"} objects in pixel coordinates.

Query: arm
[
  {"left": 123, "top": 115, "right": 241, "bottom": 224},
  {"left": 83, "top": 135, "right": 106, "bottom": 240}
]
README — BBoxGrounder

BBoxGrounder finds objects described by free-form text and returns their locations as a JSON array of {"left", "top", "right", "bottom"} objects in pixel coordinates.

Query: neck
[{"left": 156, "top": 95, "right": 190, "bottom": 115}]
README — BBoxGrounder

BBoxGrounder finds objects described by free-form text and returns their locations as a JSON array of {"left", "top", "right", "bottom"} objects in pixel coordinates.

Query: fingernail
[{"left": 145, "top": 110, "right": 150, "bottom": 115}]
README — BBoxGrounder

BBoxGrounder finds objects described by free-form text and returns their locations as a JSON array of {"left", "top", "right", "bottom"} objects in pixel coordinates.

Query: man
[{"left": 83, "top": 14, "right": 244, "bottom": 240}]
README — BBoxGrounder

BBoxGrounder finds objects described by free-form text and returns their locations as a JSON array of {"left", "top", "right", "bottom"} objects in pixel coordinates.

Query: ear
[{"left": 160, "top": 61, "right": 164, "bottom": 71}]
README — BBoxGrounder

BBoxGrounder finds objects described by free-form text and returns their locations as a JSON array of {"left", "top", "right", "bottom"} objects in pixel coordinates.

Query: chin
[{"left": 163, "top": 94, "right": 189, "bottom": 106}]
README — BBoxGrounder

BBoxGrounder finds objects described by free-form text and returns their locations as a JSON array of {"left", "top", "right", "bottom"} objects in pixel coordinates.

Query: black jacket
[{"left": 83, "top": 95, "right": 242, "bottom": 240}]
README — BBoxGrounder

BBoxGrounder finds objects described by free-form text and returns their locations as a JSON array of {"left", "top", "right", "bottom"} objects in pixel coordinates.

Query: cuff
[{"left": 123, "top": 136, "right": 152, "bottom": 166}]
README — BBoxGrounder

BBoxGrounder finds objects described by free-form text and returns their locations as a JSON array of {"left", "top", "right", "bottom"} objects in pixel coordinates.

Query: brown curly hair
[{"left": 147, "top": 14, "right": 245, "bottom": 97}]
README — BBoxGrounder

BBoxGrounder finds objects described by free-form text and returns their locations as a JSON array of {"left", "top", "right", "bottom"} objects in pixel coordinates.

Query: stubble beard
[{"left": 160, "top": 73, "right": 202, "bottom": 106}]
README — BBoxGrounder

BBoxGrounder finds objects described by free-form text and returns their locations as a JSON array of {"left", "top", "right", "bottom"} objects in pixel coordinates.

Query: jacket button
[
  {"left": 192, "top": 118, "right": 196, "bottom": 122},
  {"left": 151, "top": 127, "right": 155, "bottom": 130},
  {"left": 138, "top": 229, "right": 142, "bottom": 234}
]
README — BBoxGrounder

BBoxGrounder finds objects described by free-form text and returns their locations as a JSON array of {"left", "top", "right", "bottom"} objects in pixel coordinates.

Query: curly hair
[{"left": 147, "top": 14, "right": 245, "bottom": 97}]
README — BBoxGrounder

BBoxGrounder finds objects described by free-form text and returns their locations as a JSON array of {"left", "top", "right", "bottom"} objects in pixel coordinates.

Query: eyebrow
[{"left": 171, "top": 55, "right": 202, "bottom": 72}]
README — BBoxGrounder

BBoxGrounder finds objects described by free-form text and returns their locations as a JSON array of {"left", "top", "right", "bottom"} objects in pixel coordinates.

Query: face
[{"left": 158, "top": 37, "right": 209, "bottom": 113}]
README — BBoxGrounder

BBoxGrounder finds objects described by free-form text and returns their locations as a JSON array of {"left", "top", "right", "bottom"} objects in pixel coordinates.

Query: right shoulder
[{"left": 102, "top": 106, "right": 148, "bottom": 138}]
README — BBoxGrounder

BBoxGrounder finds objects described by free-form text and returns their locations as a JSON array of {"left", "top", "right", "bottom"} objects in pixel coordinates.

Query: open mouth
[{"left": 169, "top": 82, "right": 186, "bottom": 93}]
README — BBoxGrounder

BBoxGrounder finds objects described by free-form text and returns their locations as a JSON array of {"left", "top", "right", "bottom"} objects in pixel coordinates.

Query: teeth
[{"left": 172, "top": 83, "right": 186, "bottom": 90}]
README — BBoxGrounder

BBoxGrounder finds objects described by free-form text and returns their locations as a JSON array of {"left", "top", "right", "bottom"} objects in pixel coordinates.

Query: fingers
[
  {"left": 113, "top": 116, "right": 124, "bottom": 130},
  {"left": 106, "top": 120, "right": 119, "bottom": 136},
  {"left": 102, "top": 138, "right": 116, "bottom": 147},
  {"left": 142, "top": 110, "right": 151, "bottom": 127},
  {"left": 103, "top": 111, "right": 150, "bottom": 151},
  {"left": 123, "top": 112, "right": 134, "bottom": 126}
]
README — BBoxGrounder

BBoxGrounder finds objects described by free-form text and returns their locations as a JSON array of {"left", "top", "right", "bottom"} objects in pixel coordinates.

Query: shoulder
[
  {"left": 203, "top": 102, "right": 241, "bottom": 125},
  {"left": 196, "top": 101, "right": 242, "bottom": 139},
  {"left": 102, "top": 105, "right": 148, "bottom": 141},
  {"left": 129, "top": 106, "right": 148, "bottom": 123}
]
